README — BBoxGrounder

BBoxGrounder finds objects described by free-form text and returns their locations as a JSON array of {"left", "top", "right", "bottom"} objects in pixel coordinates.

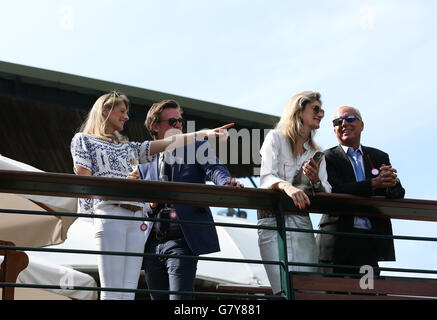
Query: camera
[{"left": 151, "top": 205, "right": 173, "bottom": 234}]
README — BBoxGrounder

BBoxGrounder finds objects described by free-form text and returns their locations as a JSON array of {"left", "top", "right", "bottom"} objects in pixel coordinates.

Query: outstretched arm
[{"left": 149, "top": 123, "right": 234, "bottom": 155}]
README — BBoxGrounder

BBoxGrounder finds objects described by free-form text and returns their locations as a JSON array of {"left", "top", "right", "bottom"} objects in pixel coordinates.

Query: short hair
[
  {"left": 144, "top": 100, "right": 182, "bottom": 139},
  {"left": 336, "top": 104, "right": 363, "bottom": 121}
]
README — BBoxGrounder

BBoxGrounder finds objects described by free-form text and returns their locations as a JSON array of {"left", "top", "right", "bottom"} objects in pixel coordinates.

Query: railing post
[{"left": 275, "top": 202, "right": 293, "bottom": 300}]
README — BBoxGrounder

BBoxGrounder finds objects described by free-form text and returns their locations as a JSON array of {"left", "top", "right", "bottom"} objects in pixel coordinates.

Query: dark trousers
[
  {"left": 143, "top": 237, "right": 198, "bottom": 300},
  {"left": 333, "top": 228, "right": 380, "bottom": 276}
]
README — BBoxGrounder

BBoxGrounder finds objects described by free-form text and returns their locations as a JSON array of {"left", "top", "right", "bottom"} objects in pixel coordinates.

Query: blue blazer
[{"left": 138, "top": 141, "right": 231, "bottom": 255}]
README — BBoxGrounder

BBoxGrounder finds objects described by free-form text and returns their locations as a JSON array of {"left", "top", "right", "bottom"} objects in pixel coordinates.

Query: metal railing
[{"left": 1, "top": 170, "right": 437, "bottom": 300}]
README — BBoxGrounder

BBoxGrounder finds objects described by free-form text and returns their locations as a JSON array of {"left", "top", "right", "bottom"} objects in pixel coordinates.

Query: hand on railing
[
  {"left": 225, "top": 177, "right": 244, "bottom": 188},
  {"left": 127, "top": 170, "right": 140, "bottom": 180},
  {"left": 277, "top": 181, "right": 310, "bottom": 210}
]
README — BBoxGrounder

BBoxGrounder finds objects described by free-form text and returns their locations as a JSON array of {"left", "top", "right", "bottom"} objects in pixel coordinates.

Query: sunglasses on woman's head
[
  {"left": 332, "top": 114, "right": 360, "bottom": 127},
  {"left": 158, "top": 117, "right": 185, "bottom": 127},
  {"left": 102, "top": 90, "right": 123, "bottom": 107}
]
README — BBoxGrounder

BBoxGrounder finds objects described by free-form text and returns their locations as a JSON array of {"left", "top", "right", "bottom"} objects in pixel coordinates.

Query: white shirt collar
[{"left": 340, "top": 144, "right": 363, "bottom": 155}]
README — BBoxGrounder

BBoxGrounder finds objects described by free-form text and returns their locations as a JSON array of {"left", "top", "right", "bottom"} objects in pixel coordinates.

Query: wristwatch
[{"left": 311, "top": 180, "right": 322, "bottom": 191}]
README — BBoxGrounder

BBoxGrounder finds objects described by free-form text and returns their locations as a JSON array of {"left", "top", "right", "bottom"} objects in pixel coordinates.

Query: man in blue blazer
[{"left": 139, "top": 99, "right": 243, "bottom": 300}]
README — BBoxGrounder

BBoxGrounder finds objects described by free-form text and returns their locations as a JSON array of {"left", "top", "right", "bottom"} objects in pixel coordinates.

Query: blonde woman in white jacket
[{"left": 258, "top": 91, "right": 331, "bottom": 294}]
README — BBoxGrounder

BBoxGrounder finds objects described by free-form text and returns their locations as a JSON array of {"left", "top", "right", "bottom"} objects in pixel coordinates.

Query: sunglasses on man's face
[
  {"left": 158, "top": 117, "right": 185, "bottom": 127},
  {"left": 332, "top": 114, "right": 360, "bottom": 127}
]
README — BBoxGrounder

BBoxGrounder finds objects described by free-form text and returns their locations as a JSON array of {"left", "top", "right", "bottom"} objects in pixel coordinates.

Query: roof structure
[{"left": 0, "top": 61, "right": 278, "bottom": 178}]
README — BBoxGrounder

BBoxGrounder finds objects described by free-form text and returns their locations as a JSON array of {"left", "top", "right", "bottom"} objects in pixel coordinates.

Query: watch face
[
  {"left": 371, "top": 168, "right": 380, "bottom": 176},
  {"left": 312, "top": 181, "right": 322, "bottom": 190}
]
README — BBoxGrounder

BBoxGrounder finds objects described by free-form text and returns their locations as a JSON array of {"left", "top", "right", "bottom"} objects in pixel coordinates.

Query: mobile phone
[{"left": 312, "top": 151, "right": 324, "bottom": 163}]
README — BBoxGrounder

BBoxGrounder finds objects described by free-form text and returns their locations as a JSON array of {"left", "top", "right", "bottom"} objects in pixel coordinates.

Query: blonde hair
[
  {"left": 80, "top": 91, "right": 130, "bottom": 143},
  {"left": 275, "top": 91, "right": 321, "bottom": 158}
]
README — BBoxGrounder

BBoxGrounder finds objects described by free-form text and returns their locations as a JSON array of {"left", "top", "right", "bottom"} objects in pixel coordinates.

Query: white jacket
[{"left": 259, "top": 129, "right": 331, "bottom": 193}]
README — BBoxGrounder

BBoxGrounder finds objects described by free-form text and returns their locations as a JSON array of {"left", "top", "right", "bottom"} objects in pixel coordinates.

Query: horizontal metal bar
[
  {"left": 0, "top": 245, "right": 283, "bottom": 267},
  {"left": 2, "top": 244, "right": 436, "bottom": 277},
  {"left": 286, "top": 262, "right": 437, "bottom": 276},
  {"left": 283, "top": 226, "right": 437, "bottom": 242},
  {"left": 3, "top": 207, "right": 437, "bottom": 243},
  {"left": 0, "top": 208, "right": 279, "bottom": 231}
]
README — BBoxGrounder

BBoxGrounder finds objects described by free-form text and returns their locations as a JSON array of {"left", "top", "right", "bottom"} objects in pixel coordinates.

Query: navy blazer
[
  {"left": 138, "top": 141, "right": 231, "bottom": 255},
  {"left": 318, "top": 145, "right": 405, "bottom": 262}
]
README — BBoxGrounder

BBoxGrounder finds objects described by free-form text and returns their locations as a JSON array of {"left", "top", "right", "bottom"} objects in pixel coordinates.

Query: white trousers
[
  {"left": 257, "top": 215, "right": 318, "bottom": 294},
  {"left": 94, "top": 204, "right": 146, "bottom": 300}
]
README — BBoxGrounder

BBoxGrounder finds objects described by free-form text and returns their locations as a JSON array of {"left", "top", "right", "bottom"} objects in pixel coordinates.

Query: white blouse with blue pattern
[{"left": 70, "top": 133, "right": 155, "bottom": 214}]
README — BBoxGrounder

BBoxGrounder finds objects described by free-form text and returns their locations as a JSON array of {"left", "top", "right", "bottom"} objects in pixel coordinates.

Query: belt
[
  {"left": 118, "top": 204, "right": 143, "bottom": 212},
  {"left": 257, "top": 209, "right": 308, "bottom": 219},
  {"left": 150, "top": 229, "right": 184, "bottom": 242}
]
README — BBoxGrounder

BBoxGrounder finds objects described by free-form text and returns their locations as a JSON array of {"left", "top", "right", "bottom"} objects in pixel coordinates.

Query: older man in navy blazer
[
  {"left": 318, "top": 105, "right": 405, "bottom": 276},
  {"left": 138, "top": 99, "right": 242, "bottom": 300}
]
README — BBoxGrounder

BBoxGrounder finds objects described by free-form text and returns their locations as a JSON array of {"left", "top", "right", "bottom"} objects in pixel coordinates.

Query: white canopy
[
  {"left": 0, "top": 154, "right": 77, "bottom": 247},
  {"left": 0, "top": 154, "right": 77, "bottom": 213},
  {"left": 0, "top": 255, "right": 97, "bottom": 300}
]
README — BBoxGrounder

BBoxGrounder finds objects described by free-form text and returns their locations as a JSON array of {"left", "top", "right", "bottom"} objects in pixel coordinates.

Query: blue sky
[{"left": 1, "top": 1, "right": 436, "bottom": 277}]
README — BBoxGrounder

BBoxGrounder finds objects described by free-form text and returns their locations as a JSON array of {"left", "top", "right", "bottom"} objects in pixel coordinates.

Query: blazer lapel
[
  {"left": 361, "top": 146, "right": 372, "bottom": 179},
  {"left": 171, "top": 149, "right": 182, "bottom": 178},
  {"left": 335, "top": 145, "right": 356, "bottom": 182}
]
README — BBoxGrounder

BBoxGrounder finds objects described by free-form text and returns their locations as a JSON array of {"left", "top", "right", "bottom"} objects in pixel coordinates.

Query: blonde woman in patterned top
[{"left": 71, "top": 90, "right": 232, "bottom": 300}]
